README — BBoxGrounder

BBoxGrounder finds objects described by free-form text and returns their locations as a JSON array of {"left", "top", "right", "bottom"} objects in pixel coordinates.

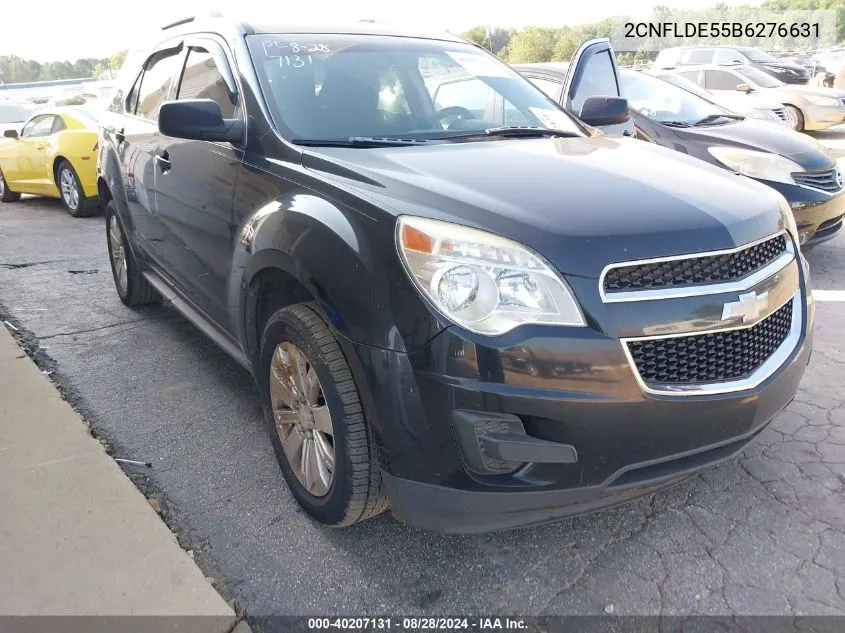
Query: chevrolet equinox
[{"left": 97, "top": 18, "right": 814, "bottom": 532}]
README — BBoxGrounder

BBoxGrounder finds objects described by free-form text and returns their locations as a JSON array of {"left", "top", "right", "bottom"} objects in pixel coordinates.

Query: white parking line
[{"left": 812, "top": 289, "right": 845, "bottom": 302}]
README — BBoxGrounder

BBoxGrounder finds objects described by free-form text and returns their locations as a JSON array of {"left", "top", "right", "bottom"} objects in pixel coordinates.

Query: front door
[
  {"left": 561, "top": 38, "right": 635, "bottom": 137},
  {"left": 112, "top": 43, "right": 184, "bottom": 266},
  {"left": 154, "top": 37, "right": 244, "bottom": 331},
  {"left": 12, "top": 114, "right": 58, "bottom": 193}
]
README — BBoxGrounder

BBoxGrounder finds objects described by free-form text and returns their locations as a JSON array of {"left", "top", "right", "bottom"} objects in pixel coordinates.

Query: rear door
[
  {"left": 153, "top": 35, "right": 244, "bottom": 330},
  {"left": 561, "top": 38, "right": 634, "bottom": 136},
  {"left": 113, "top": 42, "right": 185, "bottom": 265}
]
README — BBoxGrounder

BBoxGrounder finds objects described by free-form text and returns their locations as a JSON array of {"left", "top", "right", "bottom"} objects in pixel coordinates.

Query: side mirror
[
  {"left": 578, "top": 96, "right": 631, "bottom": 127},
  {"left": 3, "top": 129, "right": 19, "bottom": 139},
  {"left": 158, "top": 99, "right": 242, "bottom": 143},
  {"left": 737, "top": 83, "right": 753, "bottom": 93}
]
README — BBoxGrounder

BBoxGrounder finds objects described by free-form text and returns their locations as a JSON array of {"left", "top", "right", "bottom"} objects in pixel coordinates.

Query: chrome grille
[
  {"left": 627, "top": 300, "right": 793, "bottom": 387},
  {"left": 792, "top": 168, "right": 842, "bottom": 193},
  {"left": 772, "top": 107, "right": 790, "bottom": 121},
  {"left": 603, "top": 235, "right": 787, "bottom": 293}
]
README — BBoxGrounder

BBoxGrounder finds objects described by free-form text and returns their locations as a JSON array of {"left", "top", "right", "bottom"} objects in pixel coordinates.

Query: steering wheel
[{"left": 435, "top": 106, "right": 476, "bottom": 128}]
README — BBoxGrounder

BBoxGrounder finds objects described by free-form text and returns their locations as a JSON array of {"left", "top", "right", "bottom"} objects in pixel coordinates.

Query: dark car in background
[
  {"left": 621, "top": 70, "right": 845, "bottom": 247},
  {"left": 97, "top": 22, "right": 811, "bottom": 532},
  {"left": 652, "top": 46, "right": 811, "bottom": 84},
  {"left": 517, "top": 56, "right": 845, "bottom": 246}
]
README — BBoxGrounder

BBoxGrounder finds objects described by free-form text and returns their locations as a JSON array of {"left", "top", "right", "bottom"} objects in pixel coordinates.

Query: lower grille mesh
[{"left": 627, "top": 300, "right": 793, "bottom": 386}]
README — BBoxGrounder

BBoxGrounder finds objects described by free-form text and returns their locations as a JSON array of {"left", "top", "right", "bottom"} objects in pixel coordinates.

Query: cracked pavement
[{"left": 2, "top": 150, "right": 845, "bottom": 627}]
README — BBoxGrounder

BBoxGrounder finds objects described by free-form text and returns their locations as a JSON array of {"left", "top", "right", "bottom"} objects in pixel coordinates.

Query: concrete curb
[{"left": 0, "top": 326, "right": 249, "bottom": 631}]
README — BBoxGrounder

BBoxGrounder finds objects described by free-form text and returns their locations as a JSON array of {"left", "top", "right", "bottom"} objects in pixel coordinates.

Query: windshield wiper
[
  {"left": 435, "top": 126, "right": 579, "bottom": 141},
  {"left": 692, "top": 113, "right": 744, "bottom": 126},
  {"left": 660, "top": 120, "right": 693, "bottom": 128},
  {"left": 292, "top": 137, "right": 433, "bottom": 148}
]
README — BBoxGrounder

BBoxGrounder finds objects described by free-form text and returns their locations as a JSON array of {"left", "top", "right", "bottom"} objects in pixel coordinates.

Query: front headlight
[
  {"left": 774, "top": 192, "right": 800, "bottom": 244},
  {"left": 750, "top": 108, "right": 779, "bottom": 121},
  {"left": 804, "top": 94, "right": 841, "bottom": 106},
  {"left": 707, "top": 146, "right": 803, "bottom": 185},
  {"left": 396, "top": 216, "right": 586, "bottom": 335}
]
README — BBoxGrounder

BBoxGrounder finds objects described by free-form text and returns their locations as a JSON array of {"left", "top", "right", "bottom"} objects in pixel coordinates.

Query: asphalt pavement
[{"left": 2, "top": 140, "right": 845, "bottom": 628}]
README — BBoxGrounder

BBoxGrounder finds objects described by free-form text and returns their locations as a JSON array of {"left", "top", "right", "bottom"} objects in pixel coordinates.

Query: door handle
[
  {"left": 155, "top": 151, "right": 171, "bottom": 173},
  {"left": 35, "top": 145, "right": 46, "bottom": 150}
]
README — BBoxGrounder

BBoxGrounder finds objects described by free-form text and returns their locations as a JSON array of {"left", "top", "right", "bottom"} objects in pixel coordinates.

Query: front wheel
[
  {"left": 259, "top": 303, "right": 389, "bottom": 527},
  {"left": 0, "top": 168, "right": 21, "bottom": 202},
  {"left": 785, "top": 105, "right": 804, "bottom": 132},
  {"left": 105, "top": 201, "right": 157, "bottom": 306},
  {"left": 56, "top": 160, "right": 96, "bottom": 217}
]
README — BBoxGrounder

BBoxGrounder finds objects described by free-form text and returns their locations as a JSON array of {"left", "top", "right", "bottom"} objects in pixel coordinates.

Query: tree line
[
  {"left": 0, "top": 50, "right": 128, "bottom": 84},
  {"left": 461, "top": 0, "right": 845, "bottom": 65}
]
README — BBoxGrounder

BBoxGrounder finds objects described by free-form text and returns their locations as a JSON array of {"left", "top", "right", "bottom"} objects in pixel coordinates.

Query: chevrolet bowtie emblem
[{"left": 722, "top": 291, "right": 769, "bottom": 323}]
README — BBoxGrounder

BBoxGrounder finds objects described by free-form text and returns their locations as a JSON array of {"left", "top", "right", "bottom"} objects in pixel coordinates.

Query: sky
[{"left": 0, "top": 0, "right": 749, "bottom": 62}]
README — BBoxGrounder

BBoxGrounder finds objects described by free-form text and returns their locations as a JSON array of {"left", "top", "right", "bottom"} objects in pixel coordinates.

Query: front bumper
[
  {"left": 339, "top": 276, "right": 814, "bottom": 532},
  {"left": 766, "top": 180, "right": 845, "bottom": 246}
]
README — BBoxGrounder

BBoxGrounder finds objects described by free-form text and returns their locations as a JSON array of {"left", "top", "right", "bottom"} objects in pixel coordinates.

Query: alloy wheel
[
  {"left": 108, "top": 215, "right": 128, "bottom": 294},
  {"left": 0, "top": 174, "right": 5, "bottom": 197},
  {"left": 60, "top": 168, "right": 79, "bottom": 210},
  {"left": 269, "top": 342, "right": 335, "bottom": 497}
]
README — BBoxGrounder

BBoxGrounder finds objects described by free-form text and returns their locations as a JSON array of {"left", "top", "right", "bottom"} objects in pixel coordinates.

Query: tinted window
[
  {"left": 680, "top": 49, "right": 714, "bottom": 65},
  {"left": 527, "top": 77, "right": 563, "bottom": 102},
  {"left": 570, "top": 50, "right": 619, "bottom": 113},
  {"left": 247, "top": 34, "right": 577, "bottom": 141},
  {"left": 177, "top": 47, "right": 236, "bottom": 118},
  {"left": 434, "top": 78, "right": 490, "bottom": 117},
  {"left": 51, "top": 117, "right": 66, "bottom": 134},
  {"left": 736, "top": 66, "right": 784, "bottom": 88},
  {"left": 21, "top": 115, "right": 56, "bottom": 137},
  {"left": 621, "top": 70, "right": 727, "bottom": 124},
  {"left": 136, "top": 51, "right": 182, "bottom": 120},
  {"left": 705, "top": 70, "right": 742, "bottom": 90},
  {"left": 714, "top": 49, "right": 744, "bottom": 64}
]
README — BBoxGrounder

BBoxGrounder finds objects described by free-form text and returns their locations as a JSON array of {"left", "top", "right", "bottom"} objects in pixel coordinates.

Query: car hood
[
  {"left": 768, "top": 85, "right": 845, "bottom": 100},
  {"left": 670, "top": 120, "right": 835, "bottom": 170},
  {"left": 301, "top": 136, "right": 785, "bottom": 278}
]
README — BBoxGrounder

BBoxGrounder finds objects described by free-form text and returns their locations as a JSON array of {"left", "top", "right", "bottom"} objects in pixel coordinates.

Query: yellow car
[{"left": 0, "top": 107, "right": 100, "bottom": 216}]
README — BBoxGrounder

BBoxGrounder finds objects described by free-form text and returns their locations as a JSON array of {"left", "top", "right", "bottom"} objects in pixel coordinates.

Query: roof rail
[
  {"left": 162, "top": 16, "right": 195, "bottom": 30},
  {"left": 161, "top": 11, "right": 222, "bottom": 30}
]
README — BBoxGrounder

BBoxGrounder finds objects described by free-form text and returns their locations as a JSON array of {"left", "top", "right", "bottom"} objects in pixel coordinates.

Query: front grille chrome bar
[{"left": 599, "top": 232, "right": 794, "bottom": 303}]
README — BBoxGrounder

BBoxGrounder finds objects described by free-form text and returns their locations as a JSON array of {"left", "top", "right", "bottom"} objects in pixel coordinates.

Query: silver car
[{"left": 663, "top": 64, "right": 845, "bottom": 131}]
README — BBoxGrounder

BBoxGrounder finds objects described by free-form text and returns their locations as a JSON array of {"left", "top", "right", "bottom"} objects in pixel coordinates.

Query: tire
[
  {"left": 105, "top": 201, "right": 157, "bottom": 306},
  {"left": 785, "top": 105, "right": 804, "bottom": 132},
  {"left": 259, "top": 303, "right": 390, "bottom": 527},
  {"left": 0, "top": 168, "right": 21, "bottom": 202},
  {"left": 56, "top": 159, "right": 97, "bottom": 217}
]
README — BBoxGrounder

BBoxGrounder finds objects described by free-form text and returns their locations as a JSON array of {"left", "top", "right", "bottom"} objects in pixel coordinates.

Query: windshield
[
  {"left": 741, "top": 48, "right": 777, "bottom": 63},
  {"left": 246, "top": 34, "right": 581, "bottom": 142},
  {"left": 0, "top": 103, "right": 35, "bottom": 124},
  {"left": 621, "top": 70, "right": 729, "bottom": 124},
  {"left": 736, "top": 66, "right": 784, "bottom": 88}
]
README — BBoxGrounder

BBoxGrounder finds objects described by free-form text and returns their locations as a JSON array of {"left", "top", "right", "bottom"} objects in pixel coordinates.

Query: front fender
[{"left": 230, "top": 173, "right": 445, "bottom": 357}]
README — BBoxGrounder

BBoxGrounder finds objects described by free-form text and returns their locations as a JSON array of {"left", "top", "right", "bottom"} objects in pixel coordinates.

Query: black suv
[{"left": 97, "top": 18, "right": 813, "bottom": 532}]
